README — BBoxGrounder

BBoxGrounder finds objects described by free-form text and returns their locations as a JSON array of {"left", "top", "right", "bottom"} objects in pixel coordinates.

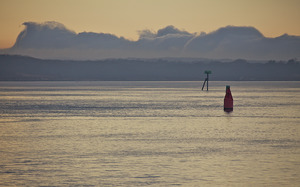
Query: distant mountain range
[
  {"left": 1, "top": 21, "right": 300, "bottom": 60},
  {"left": 1, "top": 54, "right": 299, "bottom": 81}
]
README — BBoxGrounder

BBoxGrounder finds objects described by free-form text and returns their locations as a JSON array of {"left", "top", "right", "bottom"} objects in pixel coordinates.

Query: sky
[{"left": 0, "top": 0, "right": 300, "bottom": 49}]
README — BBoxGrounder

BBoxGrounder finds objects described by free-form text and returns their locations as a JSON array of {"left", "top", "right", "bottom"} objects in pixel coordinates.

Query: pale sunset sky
[{"left": 0, "top": 0, "right": 300, "bottom": 49}]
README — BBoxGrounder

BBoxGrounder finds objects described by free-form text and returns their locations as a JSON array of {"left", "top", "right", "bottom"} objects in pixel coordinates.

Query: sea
[{"left": 0, "top": 81, "right": 299, "bottom": 186}]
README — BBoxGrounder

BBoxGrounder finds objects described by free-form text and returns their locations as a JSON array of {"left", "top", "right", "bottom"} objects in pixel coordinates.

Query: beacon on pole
[
  {"left": 224, "top": 85, "right": 233, "bottom": 112},
  {"left": 202, "top": 70, "right": 211, "bottom": 91}
]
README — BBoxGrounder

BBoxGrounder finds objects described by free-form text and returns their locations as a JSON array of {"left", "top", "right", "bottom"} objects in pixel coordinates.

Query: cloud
[
  {"left": 75, "top": 32, "right": 132, "bottom": 49},
  {"left": 157, "top": 25, "right": 193, "bottom": 37},
  {"left": 136, "top": 25, "right": 196, "bottom": 55},
  {"left": 4, "top": 21, "right": 300, "bottom": 60},
  {"left": 13, "top": 21, "right": 76, "bottom": 49},
  {"left": 138, "top": 25, "right": 194, "bottom": 39},
  {"left": 184, "top": 26, "right": 300, "bottom": 59},
  {"left": 13, "top": 21, "right": 132, "bottom": 50},
  {"left": 184, "top": 26, "right": 264, "bottom": 51},
  {"left": 138, "top": 29, "right": 156, "bottom": 39}
]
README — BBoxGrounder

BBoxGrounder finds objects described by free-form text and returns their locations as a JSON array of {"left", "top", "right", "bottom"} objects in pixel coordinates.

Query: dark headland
[{"left": 0, "top": 54, "right": 299, "bottom": 81}]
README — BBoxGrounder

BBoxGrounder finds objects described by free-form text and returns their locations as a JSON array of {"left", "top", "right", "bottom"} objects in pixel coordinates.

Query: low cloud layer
[{"left": 2, "top": 21, "right": 300, "bottom": 60}]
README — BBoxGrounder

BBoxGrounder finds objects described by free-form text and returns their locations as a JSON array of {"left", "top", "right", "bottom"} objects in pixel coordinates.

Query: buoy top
[
  {"left": 224, "top": 85, "right": 233, "bottom": 112},
  {"left": 225, "top": 85, "right": 233, "bottom": 99}
]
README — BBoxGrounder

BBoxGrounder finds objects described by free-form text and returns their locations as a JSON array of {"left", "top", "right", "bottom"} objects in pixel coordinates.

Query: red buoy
[{"left": 224, "top": 85, "right": 233, "bottom": 112}]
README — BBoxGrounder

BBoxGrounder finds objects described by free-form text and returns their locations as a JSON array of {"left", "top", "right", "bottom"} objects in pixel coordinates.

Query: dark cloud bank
[
  {"left": 1, "top": 21, "right": 300, "bottom": 81},
  {"left": 1, "top": 21, "right": 300, "bottom": 60}
]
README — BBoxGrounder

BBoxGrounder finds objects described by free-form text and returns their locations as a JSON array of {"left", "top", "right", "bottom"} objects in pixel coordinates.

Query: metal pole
[
  {"left": 207, "top": 73, "right": 209, "bottom": 91},
  {"left": 201, "top": 78, "right": 207, "bottom": 90}
]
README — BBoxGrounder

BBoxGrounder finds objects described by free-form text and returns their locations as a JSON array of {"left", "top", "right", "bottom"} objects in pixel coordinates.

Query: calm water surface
[{"left": 0, "top": 81, "right": 299, "bottom": 186}]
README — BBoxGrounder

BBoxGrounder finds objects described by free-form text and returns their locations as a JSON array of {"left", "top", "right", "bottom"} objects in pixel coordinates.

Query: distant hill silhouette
[
  {"left": 1, "top": 21, "right": 299, "bottom": 60},
  {"left": 1, "top": 55, "right": 299, "bottom": 81}
]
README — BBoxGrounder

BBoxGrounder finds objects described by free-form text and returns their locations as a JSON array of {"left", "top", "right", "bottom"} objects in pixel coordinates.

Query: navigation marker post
[{"left": 201, "top": 70, "right": 211, "bottom": 91}]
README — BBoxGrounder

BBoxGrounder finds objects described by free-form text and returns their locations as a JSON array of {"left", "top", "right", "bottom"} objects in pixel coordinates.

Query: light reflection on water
[{"left": 0, "top": 81, "right": 300, "bottom": 186}]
